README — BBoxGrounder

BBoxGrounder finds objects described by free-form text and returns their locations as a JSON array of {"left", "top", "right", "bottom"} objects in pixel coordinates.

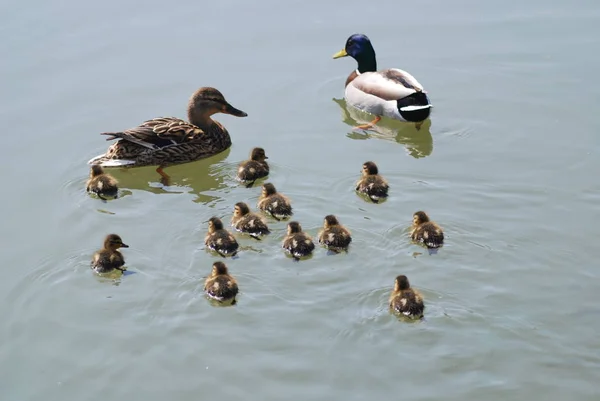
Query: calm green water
[{"left": 2, "top": 0, "right": 600, "bottom": 399}]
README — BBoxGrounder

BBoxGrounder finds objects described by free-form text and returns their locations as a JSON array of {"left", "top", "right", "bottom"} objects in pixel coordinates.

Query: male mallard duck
[
  {"left": 411, "top": 211, "right": 444, "bottom": 248},
  {"left": 389, "top": 275, "right": 424, "bottom": 319},
  {"left": 231, "top": 202, "right": 271, "bottom": 240},
  {"left": 237, "top": 147, "right": 269, "bottom": 188},
  {"left": 88, "top": 87, "right": 247, "bottom": 185},
  {"left": 355, "top": 161, "right": 389, "bottom": 203},
  {"left": 318, "top": 214, "right": 352, "bottom": 252},
  {"left": 282, "top": 221, "right": 315, "bottom": 261},
  {"left": 204, "top": 261, "right": 239, "bottom": 303},
  {"left": 205, "top": 216, "right": 239, "bottom": 258},
  {"left": 333, "top": 34, "right": 432, "bottom": 130},
  {"left": 86, "top": 165, "right": 119, "bottom": 200},
  {"left": 257, "top": 183, "right": 293, "bottom": 221},
  {"left": 91, "top": 234, "right": 129, "bottom": 274}
]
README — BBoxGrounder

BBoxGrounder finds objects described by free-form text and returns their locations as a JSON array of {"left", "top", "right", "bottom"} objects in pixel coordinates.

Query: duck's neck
[
  {"left": 188, "top": 108, "right": 216, "bottom": 130},
  {"left": 355, "top": 50, "right": 377, "bottom": 74}
]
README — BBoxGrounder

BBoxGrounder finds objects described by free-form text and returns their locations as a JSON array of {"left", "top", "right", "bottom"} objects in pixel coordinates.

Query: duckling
[
  {"left": 355, "top": 161, "right": 389, "bottom": 203},
  {"left": 282, "top": 221, "right": 315, "bottom": 261},
  {"left": 318, "top": 214, "right": 352, "bottom": 252},
  {"left": 411, "top": 211, "right": 444, "bottom": 249},
  {"left": 237, "top": 147, "right": 269, "bottom": 188},
  {"left": 91, "top": 234, "right": 129, "bottom": 274},
  {"left": 86, "top": 165, "right": 119, "bottom": 200},
  {"left": 231, "top": 202, "right": 271, "bottom": 240},
  {"left": 204, "top": 261, "right": 239, "bottom": 303},
  {"left": 205, "top": 217, "right": 239, "bottom": 257},
  {"left": 257, "top": 183, "right": 293, "bottom": 221},
  {"left": 389, "top": 275, "right": 424, "bottom": 319}
]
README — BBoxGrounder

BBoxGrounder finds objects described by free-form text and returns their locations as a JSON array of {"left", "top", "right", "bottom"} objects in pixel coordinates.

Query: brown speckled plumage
[
  {"left": 205, "top": 217, "right": 239, "bottom": 257},
  {"left": 257, "top": 183, "right": 292, "bottom": 221},
  {"left": 88, "top": 87, "right": 247, "bottom": 168},
  {"left": 91, "top": 234, "right": 129, "bottom": 274},
  {"left": 318, "top": 215, "right": 352, "bottom": 252},
  {"left": 204, "top": 262, "right": 239, "bottom": 302},
  {"left": 411, "top": 211, "right": 444, "bottom": 249},
  {"left": 86, "top": 165, "right": 118, "bottom": 199},
  {"left": 389, "top": 275, "right": 424, "bottom": 319},
  {"left": 237, "top": 147, "right": 269, "bottom": 187},
  {"left": 355, "top": 161, "right": 388, "bottom": 203},
  {"left": 231, "top": 202, "right": 271, "bottom": 240},
  {"left": 282, "top": 221, "right": 315, "bottom": 260}
]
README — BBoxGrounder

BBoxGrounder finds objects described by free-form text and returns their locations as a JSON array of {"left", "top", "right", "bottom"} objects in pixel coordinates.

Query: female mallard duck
[
  {"left": 91, "top": 234, "right": 129, "bottom": 274},
  {"left": 204, "top": 261, "right": 239, "bottom": 304},
  {"left": 389, "top": 275, "right": 424, "bottom": 319},
  {"left": 355, "top": 161, "right": 389, "bottom": 203},
  {"left": 282, "top": 221, "right": 315, "bottom": 260},
  {"left": 88, "top": 87, "right": 247, "bottom": 185},
  {"left": 231, "top": 202, "right": 271, "bottom": 240},
  {"left": 237, "top": 147, "right": 269, "bottom": 188},
  {"left": 257, "top": 183, "right": 293, "bottom": 221},
  {"left": 86, "top": 165, "right": 119, "bottom": 200},
  {"left": 333, "top": 34, "right": 432, "bottom": 130},
  {"left": 411, "top": 211, "right": 444, "bottom": 248},
  {"left": 318, "top": 214, "right": 352, "bottom": 252},
  {"left": 205, "top": 216, "right": 239, "bottom": 258}
]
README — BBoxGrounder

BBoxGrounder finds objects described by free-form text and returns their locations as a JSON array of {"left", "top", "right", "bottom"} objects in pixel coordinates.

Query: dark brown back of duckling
[
  {"left": 319, "top": 215, "right": 352, "bottom": 250},
  {"left": 258, "top": 184, "right": 293, "bottom": 220},
  {"left": 204, "top": 262, "right": 239, "bottom": 301},
  {"left": 283, "top": 222, "right": 315, "bottom": 259},
  {"left": 86, "top": 167, "right": 118, "bottom": 198}
]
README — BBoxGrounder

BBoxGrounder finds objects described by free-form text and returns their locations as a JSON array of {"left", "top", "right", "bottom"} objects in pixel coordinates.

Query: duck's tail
[{"left": 397, "top": 92, "right": 432, "bottom": 122}]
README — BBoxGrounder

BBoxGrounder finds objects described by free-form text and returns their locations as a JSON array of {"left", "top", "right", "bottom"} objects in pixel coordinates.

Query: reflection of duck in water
[
  {"left": 332, "top": 34, "right": 432, "bottom": 131},
  {"left": 333, "top": 98, "right": 433, "bottom": 159},
  {"left": 88, "top": 87, "right": 247, "bottom": 185},
  {"left": 96, "top": 149, "right": 231, "bottom": 200}
]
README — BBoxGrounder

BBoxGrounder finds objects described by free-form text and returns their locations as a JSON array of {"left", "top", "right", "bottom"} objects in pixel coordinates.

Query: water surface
[{"left": 1, "top": 0, "right": 600, "bottom": 400}]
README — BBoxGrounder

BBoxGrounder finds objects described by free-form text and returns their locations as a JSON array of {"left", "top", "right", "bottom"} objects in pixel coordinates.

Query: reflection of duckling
[
  {"left": 389, "top": 275, "right": 424, "bottom": 319},
  {"left": 204, "top": 261, "right": 239, "bottom": 303},
  {"left": 411, "top": 211, "right": 444, "bottom": 248},
  {"left": 231, "top": 202, "right": 271, "bottom": 240},
  {"left": 282, "top": 221, "right": 315, "bottom": 260},
  {"left": 86, "top": 165, "right": 119, "bottom": 200},
  {"left": 257, "top": 183, "right": 293, "bottom": 221},
  {"left": 205, "top": 217, "right": 239, "bottom": 257},
  {"left": 318, "top": 214, "right": 352, "bottom": 252},
  {"left": 91, "top": 234, "right": 129, "bottom": 274},
  {"left": 237, "top": 147, "right": 269, "bottom": 188},
  {"left": 355, "top": 161, "right": 389, "bottom": 203}
]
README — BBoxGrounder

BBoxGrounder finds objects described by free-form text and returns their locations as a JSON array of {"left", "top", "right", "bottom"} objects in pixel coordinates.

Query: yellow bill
[{"left": 332, "top": 49, "right": 348, "bottom": 59}]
